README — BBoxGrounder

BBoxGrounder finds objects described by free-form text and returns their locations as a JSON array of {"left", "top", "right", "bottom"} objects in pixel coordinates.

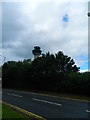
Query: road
[{"left": 2, "top": 89, "right": 89, "bottom": 119}]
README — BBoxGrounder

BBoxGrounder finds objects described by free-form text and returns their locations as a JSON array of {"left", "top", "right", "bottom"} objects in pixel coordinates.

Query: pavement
[{"left": 2, "top": 89, "right": 90, "bottom": 119}]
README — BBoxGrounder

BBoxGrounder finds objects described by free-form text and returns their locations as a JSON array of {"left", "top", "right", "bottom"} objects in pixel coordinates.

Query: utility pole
[{"left": 88, "top": 12, "right": 90, "bottom": 17}]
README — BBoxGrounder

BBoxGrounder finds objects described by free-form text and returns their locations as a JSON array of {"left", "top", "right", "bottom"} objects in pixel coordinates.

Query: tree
[
  {"left": 55, "top": 51, "right": 80, "bottom": 73},
  {"left": 3, "top": 50, "right": 89, "bottom": 96}
]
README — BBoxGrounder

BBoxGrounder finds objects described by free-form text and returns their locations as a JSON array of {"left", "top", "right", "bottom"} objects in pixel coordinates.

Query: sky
[{"left": 1, "top": 0, "right": 89, "bottom": 72}]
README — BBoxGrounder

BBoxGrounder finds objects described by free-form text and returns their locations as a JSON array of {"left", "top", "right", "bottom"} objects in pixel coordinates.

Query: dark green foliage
[{"left": 2, "top": 51, "right": 89, "bottom": 96}]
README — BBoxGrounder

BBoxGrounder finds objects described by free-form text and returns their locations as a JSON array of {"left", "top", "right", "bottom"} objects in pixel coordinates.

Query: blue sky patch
[
  {"left": 80, "top": 61, "right": 88, "bottom": 70},
  {"left": 63, "top": 14, "right": 69, "bottom": 22}
]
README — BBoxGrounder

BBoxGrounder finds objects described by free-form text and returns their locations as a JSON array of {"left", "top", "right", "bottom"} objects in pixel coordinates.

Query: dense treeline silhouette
[{"left": 2, "top": 51, "right": 89, "bottom": 96}]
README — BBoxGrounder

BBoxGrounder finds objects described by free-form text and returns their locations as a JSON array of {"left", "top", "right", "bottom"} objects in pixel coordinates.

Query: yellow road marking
[
  {"left": 25, "top": 91, "right": 90, "bottom": 103},
  {"left": 2, "top": 101, "right": 46, "bottom": 120},
  {"left": 4, "top": 89, "right": 90, "bottom": 103}
]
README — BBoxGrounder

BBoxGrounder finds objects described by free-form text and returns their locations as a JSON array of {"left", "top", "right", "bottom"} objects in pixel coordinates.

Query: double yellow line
[{"left": 2, "top": 101, "right": 46, "bottom": 120}]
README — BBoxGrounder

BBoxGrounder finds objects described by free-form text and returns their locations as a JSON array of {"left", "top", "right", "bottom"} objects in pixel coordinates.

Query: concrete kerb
[{"left": 2, "top": 101, "right": 46, "bottom": 120}]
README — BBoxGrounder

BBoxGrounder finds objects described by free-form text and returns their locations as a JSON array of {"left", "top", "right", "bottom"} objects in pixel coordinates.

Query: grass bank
[{"left": 1, "top": 103, "right": 30, "bottom": 119}]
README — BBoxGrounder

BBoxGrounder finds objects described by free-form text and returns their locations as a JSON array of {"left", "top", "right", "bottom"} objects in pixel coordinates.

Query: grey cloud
[
  {"left": 2, "top": 3, "right": 26, "bottom": 45},
  {"left": 2, "top": 2, "right": 88, "bottom": 70}
]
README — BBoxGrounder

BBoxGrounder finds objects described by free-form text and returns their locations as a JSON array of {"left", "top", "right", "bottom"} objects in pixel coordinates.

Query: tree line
[{"left": 2, "top": 51, "right": 89, "bottom": 96}]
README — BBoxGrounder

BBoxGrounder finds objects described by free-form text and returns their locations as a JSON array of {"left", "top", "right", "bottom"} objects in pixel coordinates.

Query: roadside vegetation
[
  {"left": 2, "top": 51, "right": 89, "bottom": 96},
  {"left": 0, "top": 103, "right": 2, "bottom": 119},
  {"left": 1, "top": 103, "right": 29, "bottom": 119}
]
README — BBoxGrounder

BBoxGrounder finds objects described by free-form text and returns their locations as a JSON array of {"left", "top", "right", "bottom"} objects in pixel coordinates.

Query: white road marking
[
  {"left": 4, "top": 89, "right": 90, "bottom": 103},
  {"left": 7, "top": 93, "right": 23, "bottom": 98},
  {"left": 86, "top": 110, "right": 90, "bottom": 113},
  {"left": 19, "top": 91, "right": 90, "bottom": 103},
  {"left": 32, "top": 98, "right": 62, "bottom": 106}
]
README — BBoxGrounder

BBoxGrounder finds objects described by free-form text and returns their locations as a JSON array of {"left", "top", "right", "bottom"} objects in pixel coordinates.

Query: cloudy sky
[{"left": 1, "top": 0, "right": 89, "bottom": 72}]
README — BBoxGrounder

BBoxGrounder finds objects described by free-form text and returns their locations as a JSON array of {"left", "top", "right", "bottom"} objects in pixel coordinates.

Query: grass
[
  {"left": 1, "top": 103, "right": 30, "bottom": 119},
  {"left": 0, "top": 103, "right": 2, "bottom": 119}
]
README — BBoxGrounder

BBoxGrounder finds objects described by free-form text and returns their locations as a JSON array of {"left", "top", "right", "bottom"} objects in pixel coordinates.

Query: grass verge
[
  {"left": 1, "top": 103, "right": 30, "bottom": 119},
  {"left": 0, "top": 103, "right": 2, "bottom": 119}
]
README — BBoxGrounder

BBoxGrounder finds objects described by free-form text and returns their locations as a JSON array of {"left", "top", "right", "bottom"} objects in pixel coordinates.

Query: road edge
[
  {"left": 3, "top": 89, "right": 90, "bottom": 103},
  {"left": 8, "top": 89, "right": 89, "bottom": 103},
  {"left": 2, "top": 101, "right": 46, "bottom": 120}
]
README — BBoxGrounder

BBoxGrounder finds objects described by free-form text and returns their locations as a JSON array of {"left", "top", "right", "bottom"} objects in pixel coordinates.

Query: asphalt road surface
[{"left": 2, "top": 89, "right": 90, "bottom": 119}]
